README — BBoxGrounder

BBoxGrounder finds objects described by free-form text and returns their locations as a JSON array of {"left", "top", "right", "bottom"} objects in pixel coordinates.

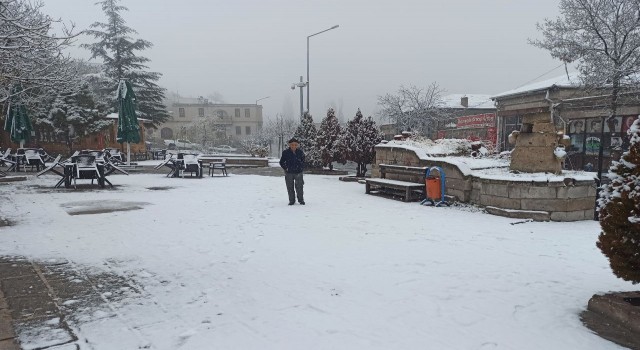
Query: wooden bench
[{"left": 365, "top": 164, "right": 426, "bottom": 202}]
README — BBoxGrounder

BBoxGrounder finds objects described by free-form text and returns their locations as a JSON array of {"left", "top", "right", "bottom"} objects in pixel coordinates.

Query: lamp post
[
  {"left": 307, "top": 24, "right": 339, "bottom": 114},
  {"left": 255, "top": 96, "right": 270, "bottom": 105},
  {"left": 291, "top": 76, "right": 308, "bottom": 118}
]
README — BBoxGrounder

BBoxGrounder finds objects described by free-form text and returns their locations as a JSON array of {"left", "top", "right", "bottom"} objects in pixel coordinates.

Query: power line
[{"left": 512, "top": 63, "right": 566, "bottom": 90}]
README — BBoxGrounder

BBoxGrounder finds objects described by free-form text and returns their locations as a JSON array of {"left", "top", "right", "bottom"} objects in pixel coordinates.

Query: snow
[
  {"left": 441, "top": 94, "right": 495, "bottom": 109},
  {"left": 0, "top": 173, "right": 633, "bottom": 349},
  {"left": 493, "top": 72, "right": 581, "bottom": 99}
]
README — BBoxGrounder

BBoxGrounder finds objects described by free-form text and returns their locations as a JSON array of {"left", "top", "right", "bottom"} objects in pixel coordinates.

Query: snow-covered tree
[
  {"left": 532, "top": 0, "right": 640, "bottom": 121},
  {"left": 82, "top": 0, "right": 169, "bottom": 126},
  {"left": 239, "top": 128, "right": 271, "bottom": 157},
  {"left": 338, "top": 109, "right": 383, "bottom": 177},
  {"left": 294, "top": 112, "right": 320, "bottom": 168},
  {"left": 597, "top": 116, "right": 640, "bottom": 283},
  {"left": 316, "top": 108, "right": 342, "bottom": 170},
  {"left": 38, "top": 82, "right": 111, "bottom": 153},
  {"left": 0, "top": 0, "right": 80, "bottom": 104},
  {"left": 377, "top": 83, "right": 447, "bottom": 137}
]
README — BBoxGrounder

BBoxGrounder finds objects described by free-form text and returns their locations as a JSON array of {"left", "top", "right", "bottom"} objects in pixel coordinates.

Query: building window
[
  {"left": 198, "top": 108, "right": 204, "bottom": 117},
  {"left": 235, "top": 108, "right": 240, "bottom": 118},
  {"left": 236, "top": 126, "right": 241, "bottom": 135},
  {"left": 502, "top": 115, "right": 522, "bottom": 151},
  {"left": 245, "top": 108, "right": 250, "bottom": 118},
  {"left": 245, "top": 126, "right": 251, "bottom": 135},
  {"left": 179, "top": 108, "right": 185, "bottom": 118}
]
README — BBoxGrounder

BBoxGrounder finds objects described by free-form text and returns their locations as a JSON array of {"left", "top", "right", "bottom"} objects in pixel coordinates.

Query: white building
[{"left": 153, "top": 96, "right": 263, "bottom": 147}]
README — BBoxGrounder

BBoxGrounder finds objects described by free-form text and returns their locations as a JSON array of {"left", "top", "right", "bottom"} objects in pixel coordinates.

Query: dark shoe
[
  {"left": 299, "top": 201, "right": 305, "bottom": 205},
  {"left": 288, "top": 202, "right": 295, "bottom": 205}
]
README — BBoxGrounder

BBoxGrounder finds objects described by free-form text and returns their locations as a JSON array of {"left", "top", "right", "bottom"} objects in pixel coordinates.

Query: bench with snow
[{"left": 365, "top": 164, "right": 426, "bottom": 202}]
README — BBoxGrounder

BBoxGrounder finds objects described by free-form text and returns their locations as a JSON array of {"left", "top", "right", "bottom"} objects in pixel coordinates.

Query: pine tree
[
  {"left": 338, "top": 109, "right": 382, "bottom": 177},
  {"left": 42, "top": 83, "right": 112, "bottom": 153},
  {"left": 597, "top": 116, "right": 640, "bottom": 283},
  {"left": 294, "top": 112, "right": 320, "bottom": 168},
  {"left": 316, "top": 108, "right": 341, "bottom": 170},
  {"left": 82, "top": 0, "right": 169, "bottom": 126}
]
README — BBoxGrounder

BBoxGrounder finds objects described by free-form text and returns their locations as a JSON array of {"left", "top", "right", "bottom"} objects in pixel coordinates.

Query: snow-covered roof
[
  {"left": 441, "top": 94, "right": 495, "bottom": 109},
  {"left": 492, "top": 72, "right": 582, "bottom": 99}
]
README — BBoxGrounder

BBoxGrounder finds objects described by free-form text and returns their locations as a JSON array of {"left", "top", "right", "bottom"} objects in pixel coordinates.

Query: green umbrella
[
  {"left": 3, "top": 85, "right": 32, "bottom": 148},
  {"left": 116, "top": 80, "right": 140, "bottom": 164}
]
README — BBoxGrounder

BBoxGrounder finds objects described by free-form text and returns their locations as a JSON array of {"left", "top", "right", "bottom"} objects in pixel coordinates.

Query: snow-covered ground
[{"left": 0, "top": 173, "right": 634, "bottom": 349}]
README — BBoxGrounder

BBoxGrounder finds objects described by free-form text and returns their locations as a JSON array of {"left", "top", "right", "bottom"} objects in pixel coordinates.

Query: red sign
[
  {"left": 437, "top": 131, "right": 446, "bottom": 139},
  {"left": 456, "top": 113, "right": 496, "bottom": 129}
]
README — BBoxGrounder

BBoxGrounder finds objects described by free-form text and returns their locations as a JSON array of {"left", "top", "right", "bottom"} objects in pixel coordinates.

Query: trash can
[{"left": 425, "top": 175, "right": 441, "bottom": 200}]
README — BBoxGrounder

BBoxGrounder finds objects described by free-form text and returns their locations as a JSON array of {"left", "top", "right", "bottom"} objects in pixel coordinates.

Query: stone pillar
[{"left": 509, "top": 112, "right": 563, "bottom": 174}]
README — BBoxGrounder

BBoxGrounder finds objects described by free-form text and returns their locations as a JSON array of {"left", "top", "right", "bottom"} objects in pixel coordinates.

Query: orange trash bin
[{"left": 425, "top": 175, "right": 441, "bottom": 200}]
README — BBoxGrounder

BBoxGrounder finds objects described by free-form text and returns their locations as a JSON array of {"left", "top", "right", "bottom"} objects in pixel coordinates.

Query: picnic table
[
  {"left": 37, "top": 150, "right": 129, "bottom": 189},
  {"left": 154, "top": 152, "right": 203, "bottom": 178},
  {"left": 4, "top": 148, "right": 51, "bottom": 172}
]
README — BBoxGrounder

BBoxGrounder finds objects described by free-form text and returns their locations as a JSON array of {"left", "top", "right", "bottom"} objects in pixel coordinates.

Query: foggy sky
[{"left": 44, "top": 0, "right": 564, "bottom": 122}]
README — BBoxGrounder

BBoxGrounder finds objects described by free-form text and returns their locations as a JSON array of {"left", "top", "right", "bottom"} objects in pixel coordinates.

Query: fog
[{"left": 44, "top": 0, "right": 563, "bottom": 122}]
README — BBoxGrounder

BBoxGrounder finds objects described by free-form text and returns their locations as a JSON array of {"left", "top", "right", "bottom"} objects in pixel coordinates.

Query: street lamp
[
  {"left": 291, "top": 76, "right": 308, "bottom": 118},
  {"left": 256, "top": 96, "right": 270, "bottom": 105},
  {"left": 307, "top": 24, "right": 339, "bottom": 114}
]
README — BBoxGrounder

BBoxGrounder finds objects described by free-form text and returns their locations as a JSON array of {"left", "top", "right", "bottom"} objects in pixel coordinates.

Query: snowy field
[{"left": 0, "top": 173, "right": 634, "bottom": 349}]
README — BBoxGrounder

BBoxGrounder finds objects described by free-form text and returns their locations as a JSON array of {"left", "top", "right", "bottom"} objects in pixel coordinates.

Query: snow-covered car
[
  {"left": 164, "top": 139, "right": 200, "bottom": 150},
  {"left": 211, "top": 145, "right": 237, "bottom": 153}
]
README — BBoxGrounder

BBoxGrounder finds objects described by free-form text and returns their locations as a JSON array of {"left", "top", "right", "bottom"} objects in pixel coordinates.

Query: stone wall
[{"left": 373, "top": 144, "right": 596, "bottom": 221}]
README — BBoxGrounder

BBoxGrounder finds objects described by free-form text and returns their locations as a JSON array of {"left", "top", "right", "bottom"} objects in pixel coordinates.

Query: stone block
[
  {"left": 514, "top": 132, "right": 559, "bottom": 147},
  {"left": 521, "top": 198, "right": 567, "bottom": 211},
  {"left": 510, "top": 146, "right": 562, "bottom": 174},
  {"left": 479, "top": 195, "right": 521, "bottom": 209},
  {"left": 522, "top": 113, "right": 551, "bottom": 124},
  {"left": 485, "top": 206, "right": 551, "bottom": 221},
  {"left": 588, "top": 292, "right": 640, "bottom": 334},
  {"left": 447, "top": 189, "right": 466, "bottom": 202},
  {"left": 557, "top": 185, "right": 590, "bottom": 199},
  {"left": 528, "top": 186, "right": 558, "bottom": 199},
  {"left": 566, "top": 197, "right": 596, "bottom": 211},
  {"left": 550, "top": 210, "right": 588, "bottom": 222},
  {"left": 588, "top": 185, "right": 597, "bottom": 197},
  {"left": 447, "top": 178, "right": 472, "bottom": 192},
  {"left": 532, "top": 122, "right": 557, "bottom": 133},
  {"left": 507, "top": 185, "right": 529, "bottom": 199},
  {"left": 481, "top": 183, "right": 509, "bottom": 197}
]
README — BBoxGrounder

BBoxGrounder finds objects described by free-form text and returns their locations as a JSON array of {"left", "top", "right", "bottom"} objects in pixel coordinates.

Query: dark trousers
[{"left": 285, "top": 172, "right": 304, "bottom": 203}]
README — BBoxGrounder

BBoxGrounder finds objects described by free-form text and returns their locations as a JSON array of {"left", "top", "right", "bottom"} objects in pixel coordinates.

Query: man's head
[{"left": 288, "top": 138, "right": 299, "bottom": 151}]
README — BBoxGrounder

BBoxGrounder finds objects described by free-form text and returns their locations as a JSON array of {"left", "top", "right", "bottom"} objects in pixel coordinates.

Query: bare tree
[
  {"left": 532, "top": 0, "right": 640, "bottom": 210},
  {"left": 377, "top": 83, "right": 447, "bottom": 137},
  {"left": 266, "top": 114, "right": 298, "bottom": 155},
  {"left": 0, "top": 0, "right": 80, "bottom": 103},
  {"left": 531, "top": 0, "right": 640, "bottom": 118}
]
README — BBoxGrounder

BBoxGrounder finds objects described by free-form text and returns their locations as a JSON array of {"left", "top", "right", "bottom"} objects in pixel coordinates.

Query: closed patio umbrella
[
  {"left": 116, "top": 80, "right": 140, "bottom": 165},
  {"left": 3, "top": 85, "right": 32, "bottom": 148}
]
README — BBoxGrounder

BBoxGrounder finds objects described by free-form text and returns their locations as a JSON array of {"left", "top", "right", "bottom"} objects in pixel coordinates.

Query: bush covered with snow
[
  {"left": 597, "top": 116, "right": 640, "bottom": 283},
  {"left": 388, "top": 137, "right": 473, "bottom": 157}
]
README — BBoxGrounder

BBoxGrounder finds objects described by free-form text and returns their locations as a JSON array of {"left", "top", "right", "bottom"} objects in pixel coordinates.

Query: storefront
[
  {"left": 565, "top": 115, "right": 638, "bottom": 170},
  {"left": 436, "top": 113, "right": 497, "bottom": 149}
]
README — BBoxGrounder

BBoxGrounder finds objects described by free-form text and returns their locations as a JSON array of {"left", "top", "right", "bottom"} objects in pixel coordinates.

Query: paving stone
[
  {"left": 0, "top": 338, "right": 20, "bottom": 350},
  {"left": 6, "top": 296, "right": 58, "bottom": 320},
  {"left": 0, "top": 309, "right": 15, "bottom": 341},
  {"left": 0, "top": 263, "right": 37, "bottom": 280},
  {"left": 1, "top": 275, "right": 47, "bottom": 298},
  {"left": 14, "top": 317, "right": 75, "bottom": 350}
]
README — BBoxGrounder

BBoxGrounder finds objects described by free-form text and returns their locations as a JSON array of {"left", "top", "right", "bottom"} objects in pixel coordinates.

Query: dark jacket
[{"left": 279, "top": 148, "right": 305, "bottom": 173}]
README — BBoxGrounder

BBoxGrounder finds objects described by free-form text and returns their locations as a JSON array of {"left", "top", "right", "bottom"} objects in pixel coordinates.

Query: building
[
  {"left": 434, "top": 94, "right": 497, "bottom": 149},
  {"left": 492, "top": 73, "right": 640, "bottom": 171},
  {"left": 153, "top": 96, "right": 263, "bottom": 148},
  {"left": 0, "top": 115, "right": 151, "bottom": 155}
]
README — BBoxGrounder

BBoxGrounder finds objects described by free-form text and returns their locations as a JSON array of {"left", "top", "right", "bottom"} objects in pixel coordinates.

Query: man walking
[{"left": 279, "top": 138, "right": 305, "bottom": 205}]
